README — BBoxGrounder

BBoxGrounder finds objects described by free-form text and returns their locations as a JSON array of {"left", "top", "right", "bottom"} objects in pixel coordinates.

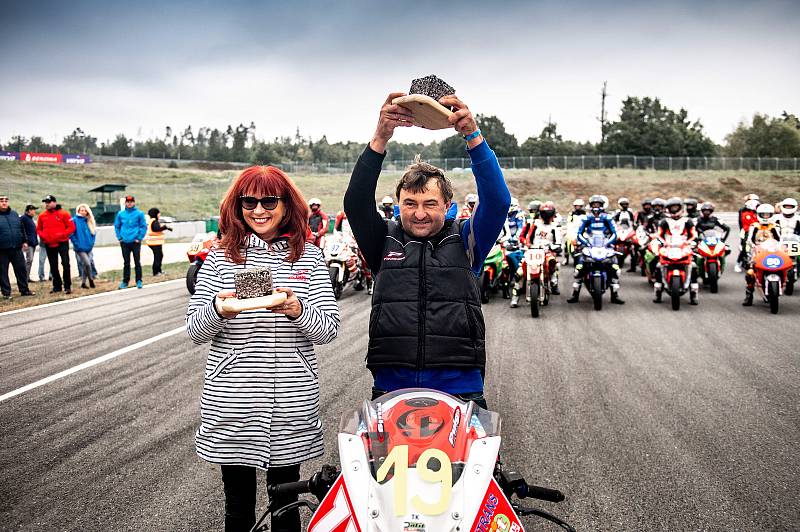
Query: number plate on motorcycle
[{"left": 782, "top": 241, "right": 800, "bottom": 255}]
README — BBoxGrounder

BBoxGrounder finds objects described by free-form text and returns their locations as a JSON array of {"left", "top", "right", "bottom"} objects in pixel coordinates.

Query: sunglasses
[
  {"left": 240, "top": 195, "right": 282, "bottom": 210},
  {"left": 0, "top": 197, "right": 8, "bottom": 201}
]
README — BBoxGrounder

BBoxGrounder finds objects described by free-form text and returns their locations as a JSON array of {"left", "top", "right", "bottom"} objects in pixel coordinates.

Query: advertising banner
[
  {"left": 0, "top": 151, "right": 19, "bottom": 161},
  {"left": 20, "top": 152, "right": 63, "bottom": 163},
  {"left": 62, "top": 154, "right": 92, "bottom": 164}
]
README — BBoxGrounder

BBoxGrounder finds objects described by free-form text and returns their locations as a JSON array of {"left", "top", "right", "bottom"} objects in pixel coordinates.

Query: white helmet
[
  {"left": 781, "top": 198, "right": 798, "bottom": 216},
  {"left": 308, "top": 197, "right": 321, "bottom": 207},
  {"left": 381, "top": 195, "right": 393, "bottom": 205},
  {"left": 509, "top": 197, "right": 519, "bottom": 214},
  {"left": 465, "top": 193, "right": 477, "bottom": 206},
  {"left": 744, "top": 199, "right": 760, "bottom": 211},
  {"left": 573, "top": 198, "right": 585, "bottom": 208},
  {"left": 756, "top": 203, "right": 774, "bottom": 222}
]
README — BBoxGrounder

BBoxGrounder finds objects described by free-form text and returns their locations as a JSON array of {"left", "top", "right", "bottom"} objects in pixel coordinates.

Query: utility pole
[{"left": 598, "top": 81, "right": 608, "bottom": 147}]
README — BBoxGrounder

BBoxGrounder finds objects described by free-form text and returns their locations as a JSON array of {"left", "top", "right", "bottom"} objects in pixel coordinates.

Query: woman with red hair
[{"left": 186, "top": 166, "right": 340, "bottom": 532}]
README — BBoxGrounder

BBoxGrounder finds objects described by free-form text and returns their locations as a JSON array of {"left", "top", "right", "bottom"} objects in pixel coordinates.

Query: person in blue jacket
[
  {"left": 567, "top": 194, "right": 624, "bottom": 304},
  {"left": 114, "top": 195, "right": 147, "bottom": 289},
  {"left": 71, "top": 204, "right": 97, "bottom": 289},
  {"left": 344, "top": 92, "right": 510, "bottom": 409}
]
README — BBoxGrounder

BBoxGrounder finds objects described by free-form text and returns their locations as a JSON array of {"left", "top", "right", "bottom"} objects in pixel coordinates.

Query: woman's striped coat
[{"left": 186, "top": 234, "right": 340, "bottom": 469}]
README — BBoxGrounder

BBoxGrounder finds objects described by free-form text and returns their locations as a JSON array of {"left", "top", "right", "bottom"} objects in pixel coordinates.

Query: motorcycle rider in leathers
[
  {"left": 512, "top": 201, "right": 562, "bottom": 308},
  {"left": 695, "top": 202, "right": 731, "bottom": 241},
  {"left": 307, "top": 198, "right": 329, "bottom": 248},
  {"left": 776, "top": 198, "right": 800, "bottom": 238},
  {"left": 684, "top": 198, "right": 700, "bottom": 220},
  {"left": 567, "top": 195, "right": 624, "bottom": 304},
  {"left": 736, "top": 195, "right": 760, "bottom": 272},
  {"left": 502, "top": 197, "right": 526, "bottom": 303},
  {"left": 562, "top": 199, "right": 586, "bottom": 266},
  {"left": 613, "top": 197, "right": 637, "bottom": 272},
  {"left": 654, "top": 197, "right": 699, "bottom": 305},
  {"left": 742, "top": 203, "right": 782, "bottom": 306}
]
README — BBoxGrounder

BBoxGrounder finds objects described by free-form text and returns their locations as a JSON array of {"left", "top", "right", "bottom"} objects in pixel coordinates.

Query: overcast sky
[{"left": 1, "top": 0, "right": 798, "bottom": 148}]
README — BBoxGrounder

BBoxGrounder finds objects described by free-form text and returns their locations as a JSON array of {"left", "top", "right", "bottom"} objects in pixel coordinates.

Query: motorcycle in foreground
[
  {"left": 324, "top": 232, "right": 369, "bottom": 299},
  {"left": 749, "top": 239, "right": 794, "bottom": 314},
  {"left": 780, "top": 234, "right": 800, "bottom": 295},
  {"left": 522, "top": 238, "right": 558, "bottom": 318},
  {"left": 695, "top": 229, "right": 730, "bottom": 294},
  {"left": 185, "top": 231, "right": 218, "bottom": 295},
  {"left": 656, "top": 234, "right": 695, "bottom": 311},
  {"left": 579, "top": 232, "right": 618, "bottom": 311},
  {"left": 251, "top": 389, "right": 575, "bottom": 532}
]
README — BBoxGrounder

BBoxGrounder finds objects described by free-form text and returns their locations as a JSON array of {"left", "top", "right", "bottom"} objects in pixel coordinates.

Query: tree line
[{"left": 3, "top": 98, "right": 799, "bottom": 164}]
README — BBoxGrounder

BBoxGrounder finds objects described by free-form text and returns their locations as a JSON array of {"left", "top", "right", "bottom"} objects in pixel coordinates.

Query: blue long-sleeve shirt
[{"left": 344, "top": 139, "right": 510, "bottom": 394}]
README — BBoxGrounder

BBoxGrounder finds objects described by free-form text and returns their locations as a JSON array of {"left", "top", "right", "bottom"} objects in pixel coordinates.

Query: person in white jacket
[{"left": 186, "top": 166, "right": 340, "bottom": 532}]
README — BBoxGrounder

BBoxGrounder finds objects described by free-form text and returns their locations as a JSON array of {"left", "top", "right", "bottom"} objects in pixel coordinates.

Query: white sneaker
[
  {"left": 510, "top": 295, "right": 519, "bottom": 308},
  {"left": 734, "top": 264, "right": 742, "bottom": 273}
]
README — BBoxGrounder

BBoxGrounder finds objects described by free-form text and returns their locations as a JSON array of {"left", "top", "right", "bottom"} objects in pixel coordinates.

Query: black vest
[{"left": 367, "top": 219, "right": 486, "bottom": 371}]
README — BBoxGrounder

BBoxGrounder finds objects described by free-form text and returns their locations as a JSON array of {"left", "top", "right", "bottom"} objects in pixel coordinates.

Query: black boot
[
  {"left": 567, "top": 289, "right": 580, "bottom": 303},
  {"left": 551, "top": 282, "right": 560, "bottom": 295},
  {"left": 611, "top": 289, "right": 625, "bottom": 304},
  {"left": 690, "top": 291, "right": 698, "bottom": 305},
  {"left": 742, "top": 290, "right": 753, "bottom": 306}
]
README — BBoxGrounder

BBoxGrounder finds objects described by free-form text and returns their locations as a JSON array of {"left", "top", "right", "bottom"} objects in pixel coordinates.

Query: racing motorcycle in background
[
  {"left": 579, "top": 232, "right": 618, "bottom": 311},
  {"left": 251, "top": 389, "right": 575, "bottom": 532},
  {"left": 749, "top": 238, "right": 794, "bottom": 314},
  {"left": 613, "top": 219, "right": 635, "bottom": 269},
  {"left": 324, "top": 232, "right": 369, "bottom": 299},
  {"left": 635, "top": 226, "right": 651, "bottom": 277},
  {"left": 656, "top": 234, "right": 695, "bottom": 311},
  {"left": 780, "top": 234, "right": 800, "bottom": 295},
  {"left": 694, "top": 229, "right": 730, "bottom": 294},
  {"left": 185, "top": 231, "right": 218, "bottom": 295},
  {"left": 523, "top": 238, "right": 557, "bottom": 318},
  {"left": 481, "top": 240, "right": 511, "bottom": 303}
]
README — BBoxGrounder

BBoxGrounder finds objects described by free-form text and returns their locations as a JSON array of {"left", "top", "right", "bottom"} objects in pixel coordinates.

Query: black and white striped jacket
[{"left": 186, "top": 234, "right": 339, "bottom": 469}]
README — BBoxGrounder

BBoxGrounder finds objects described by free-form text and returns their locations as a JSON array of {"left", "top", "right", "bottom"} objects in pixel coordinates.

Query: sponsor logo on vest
[{"left": 384, "top": 251, "right": 405, "bottom": 261}]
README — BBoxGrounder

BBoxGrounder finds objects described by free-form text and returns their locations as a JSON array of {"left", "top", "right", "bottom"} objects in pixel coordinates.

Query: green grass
[{"left": 2, "top": 160, "right": 799, "bottom": 221}]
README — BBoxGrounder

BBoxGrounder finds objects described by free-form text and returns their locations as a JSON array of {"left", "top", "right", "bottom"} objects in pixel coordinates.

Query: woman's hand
[
  {"left": 214, "top": 289, "right": 239, "bottom": 319},
  {"left": 272, "top": 287, "right": 302, "bottom": 319}
]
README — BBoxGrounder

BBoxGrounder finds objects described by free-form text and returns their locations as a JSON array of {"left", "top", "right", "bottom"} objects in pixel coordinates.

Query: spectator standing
[
  {"left": 70, "top": 204, "right": 97, "bottom": 289},
  {"left": 186, "top": 166, "right": 339, "bottom": 531},
  {"left": 114, "top": 195, "right": 147, "bottom": 289},
  {"left": 0, "top": 195, "right": 34, "bottom": 299},
  {"left": 145, "top": 207, "right": 172, "bottom": 276},
  {"left": 36, "top": 195, "right": 75, "bottom": 294},
  {"left": 20, "top": 204, "right": 38, "bottom": 282}
]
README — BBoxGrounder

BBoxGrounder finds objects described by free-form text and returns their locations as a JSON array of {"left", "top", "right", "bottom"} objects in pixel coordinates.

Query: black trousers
[
  {"left": 46, "top": 242, "right": 71, "bottom": 291},
  {"left": 120, "top": 241, "right": 142, "bottom": 283},
  {"left": 150, "top": 244, "right": 164, "bottom": 275},
  {"left": 371, "top": 386, "right": 489, "bottom": 409},
  {"left": 220, "top": 464, "right": 301, "bottom": 532},
  {"left": 0, "top": 247, "right": 29, "bottom": 296}
]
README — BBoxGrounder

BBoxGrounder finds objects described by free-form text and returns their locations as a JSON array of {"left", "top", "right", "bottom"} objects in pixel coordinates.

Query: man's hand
[
  {"left": 439, "top": 96, "right": 482, "bottom": 148},
  {"left": 369, "top": 92, "right": 415, "bottom": 154},
  {"left": 22, "top": 243, "right": 28, "bottom": 251}
]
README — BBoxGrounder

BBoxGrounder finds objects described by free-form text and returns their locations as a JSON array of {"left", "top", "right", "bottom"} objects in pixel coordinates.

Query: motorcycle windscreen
[{"left": 338, "top": 389, "right": 501, "bottom": 475}]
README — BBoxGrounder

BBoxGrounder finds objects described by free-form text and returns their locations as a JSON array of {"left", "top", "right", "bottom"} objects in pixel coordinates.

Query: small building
[{"left": 87, "top": 183, "right": 127, "bottom": 225}]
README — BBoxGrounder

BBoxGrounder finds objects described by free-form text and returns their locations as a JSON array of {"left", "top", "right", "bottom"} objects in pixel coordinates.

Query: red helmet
[{"left": 539, "top": 201, "right": 556, "bottom": 222}]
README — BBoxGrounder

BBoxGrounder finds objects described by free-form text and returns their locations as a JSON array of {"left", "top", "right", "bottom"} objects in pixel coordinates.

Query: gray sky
[{"left": 1, "top": 0, "right": 798, "bottom": 148}]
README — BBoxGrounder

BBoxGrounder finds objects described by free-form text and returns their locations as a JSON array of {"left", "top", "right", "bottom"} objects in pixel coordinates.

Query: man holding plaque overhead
[{"left": 344, "top": 81, "right": 510, "bottom": 409}]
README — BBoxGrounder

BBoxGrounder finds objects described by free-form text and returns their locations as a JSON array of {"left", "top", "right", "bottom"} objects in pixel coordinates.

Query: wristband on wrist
[{"left": 463, "top": 129, "right": 482, "bottom": 141}]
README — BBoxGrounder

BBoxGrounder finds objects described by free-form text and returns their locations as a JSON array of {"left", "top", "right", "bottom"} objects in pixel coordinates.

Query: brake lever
[{"left": 272, "top": 499, "right": 319, "bottom": 519}]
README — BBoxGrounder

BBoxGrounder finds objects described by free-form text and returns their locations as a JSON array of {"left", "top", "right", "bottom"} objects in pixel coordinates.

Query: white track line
[
  {"left": 0, "top": 326, "right": 186, "bottom": 403},
  {"left": 0, "top": 278, "right": 184, "bottom": 317}
]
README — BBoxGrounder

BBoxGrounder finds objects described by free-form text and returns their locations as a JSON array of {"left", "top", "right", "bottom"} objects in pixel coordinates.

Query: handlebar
[
  {"left": 495, "top": 465, "right": 566, "bottom": 502},
  {"left": 523, "top": 483, "right": 566, "bottom": 503},
  {"left": 267, "top": 480, "right": 310, "bottom": 498},
  {"left": 266, "top": 464, "right": 340, "bottom": 502}
]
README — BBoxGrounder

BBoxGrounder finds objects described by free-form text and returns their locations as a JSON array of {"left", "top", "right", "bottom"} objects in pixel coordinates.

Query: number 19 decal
[{"left": 376, "top": 445, "right": 453, "bottom": 516}]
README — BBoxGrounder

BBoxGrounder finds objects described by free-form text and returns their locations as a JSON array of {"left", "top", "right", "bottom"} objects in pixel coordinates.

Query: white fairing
[{"left": 337, "top": 433, "right": 501, "bottom": 532}]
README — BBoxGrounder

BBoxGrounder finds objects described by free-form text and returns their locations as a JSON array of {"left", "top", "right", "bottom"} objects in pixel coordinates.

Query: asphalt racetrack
[{"left": 1, "top": 265, "right": 798, "bottom": 531}]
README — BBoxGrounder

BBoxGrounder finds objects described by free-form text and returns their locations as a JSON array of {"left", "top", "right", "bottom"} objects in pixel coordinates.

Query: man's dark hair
[{"left": 395, "top": 156, "right": 453, "bottom": 204}]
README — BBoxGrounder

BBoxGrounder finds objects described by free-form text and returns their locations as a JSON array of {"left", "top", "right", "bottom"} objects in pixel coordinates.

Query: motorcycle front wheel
[
  {"left": 708, "top": 262, "right": 719, "bottom": 294},
  {"left": 670, "top": 275, "right": 682, "bottom": 311},
  {"left": 529, "top": 279, "right": 540, "bottom": 318},
  {"left": 768, "top": 280, "right": 780, "bottom": 314},
  {"left": 785, "top": 268, "right": 795, "bottom": 296},
  {"left": 329, "top": 266, "right": 343, "bottom": 300},
  {"left": 186, "top": 261, "right": 201, "bottom": 295},
  {"left": 591, "top": 275, "right": 603, "bottom": 311}
]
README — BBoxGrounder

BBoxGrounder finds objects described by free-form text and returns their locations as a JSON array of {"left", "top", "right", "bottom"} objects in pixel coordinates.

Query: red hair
[{"left": 219, "top": 166, "right": 309, "bottom": 263}]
